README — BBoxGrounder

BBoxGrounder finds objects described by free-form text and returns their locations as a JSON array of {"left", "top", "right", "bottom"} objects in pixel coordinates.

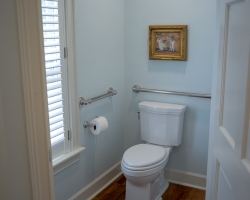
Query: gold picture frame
[{"left": 149, "top": 25, "right": 187, "bottom": 60}]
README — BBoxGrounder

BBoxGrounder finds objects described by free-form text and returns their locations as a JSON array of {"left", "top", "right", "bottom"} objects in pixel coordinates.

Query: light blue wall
[
  {"left": 124, "top": 0, "right": 216, "bottom": 175},
  {"left": 54, "top": 0, "right": 216, "bottom": 198},
  {"left": 0, "top": 0, "right": 216, "bottom": 199},
  {"left": 54, "top": 0, "right": 125, "bottom": 199}
]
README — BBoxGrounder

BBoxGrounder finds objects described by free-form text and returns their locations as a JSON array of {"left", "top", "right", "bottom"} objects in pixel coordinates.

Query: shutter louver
[{"left": 42, "top": 0, "right": 66, "bottom": 159}]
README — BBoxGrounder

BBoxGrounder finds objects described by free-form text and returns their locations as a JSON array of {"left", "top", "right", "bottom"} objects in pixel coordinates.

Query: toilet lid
[{"left": 123, "top": 144, "right": 166, "bottom": 168}]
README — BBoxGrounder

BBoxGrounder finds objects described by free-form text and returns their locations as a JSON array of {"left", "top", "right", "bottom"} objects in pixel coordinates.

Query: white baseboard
[
  {"left": 69, "top": 161, "right": 122, "bottom": 200},
  {"left": 69, "top": 164, "right": 206, "bottom": 200},
  {"left": 165, "top": 168, "right": 206, "bottom": 190}
]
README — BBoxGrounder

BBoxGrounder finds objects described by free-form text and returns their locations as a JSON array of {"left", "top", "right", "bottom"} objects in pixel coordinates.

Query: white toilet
[{"left": 121, "top": 101, "right": 186, "bottom": 200}]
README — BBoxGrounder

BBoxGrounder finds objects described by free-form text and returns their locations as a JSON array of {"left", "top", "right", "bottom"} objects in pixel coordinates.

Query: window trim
[
  {"left": 45, "top": 0, "right": 85, "bottom": 170},
  {"left": 64, "top": 0, "right": 82, "bottom": 151},
  {"left": 42, "top": 0, "right": 71, "bottom": 159},
  {"left": 53, "top": 147, "right": 85, "bottom": 174}
]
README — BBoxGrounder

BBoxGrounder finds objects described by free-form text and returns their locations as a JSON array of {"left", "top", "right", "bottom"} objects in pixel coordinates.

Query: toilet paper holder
[
  {"left": 84, "top": 116, "right": 108, "bottom": 135},
  {"left": 83, "top": 121, "right": 96, "bottom": 128},
  {"left": 83, "top": 116, "right": 98, "bottom": 128}
]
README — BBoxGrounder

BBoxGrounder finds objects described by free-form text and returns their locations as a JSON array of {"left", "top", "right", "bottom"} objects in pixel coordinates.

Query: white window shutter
[{"left": 41, "top": 0, "right": 70, "bottom": 160}]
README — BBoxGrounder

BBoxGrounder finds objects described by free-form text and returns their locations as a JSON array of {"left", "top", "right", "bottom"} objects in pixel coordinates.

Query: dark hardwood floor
[{"left": 92, "top": 175, "right": 205, "bottom": 200}]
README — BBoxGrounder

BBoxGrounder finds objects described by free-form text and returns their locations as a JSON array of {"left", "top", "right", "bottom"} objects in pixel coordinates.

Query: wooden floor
[{"left": 92, "top": 175, "right": 205, "bottom": 200}]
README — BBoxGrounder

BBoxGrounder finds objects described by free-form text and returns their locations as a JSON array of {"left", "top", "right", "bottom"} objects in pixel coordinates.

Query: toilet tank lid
[{"left": 139, "top": 101, "right": 186, "bottom": 114}]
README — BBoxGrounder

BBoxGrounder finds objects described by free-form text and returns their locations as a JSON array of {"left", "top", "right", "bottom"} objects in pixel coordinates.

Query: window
[
  {"left": 41, "top": 0, "right": 70, "bottom": 160},
  {"left": 41, "top": 0, "right": 85, "bottom": 167}
]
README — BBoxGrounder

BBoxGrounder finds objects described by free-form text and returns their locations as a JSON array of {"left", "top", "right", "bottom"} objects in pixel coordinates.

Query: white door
[{"left": 206, "top": 0, "right": 250, "bottom": 199}]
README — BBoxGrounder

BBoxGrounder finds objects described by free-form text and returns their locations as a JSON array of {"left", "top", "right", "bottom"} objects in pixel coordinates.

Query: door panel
[
  {"left": 247, "top": 118, "right": 250, "bottom": 159},
  {"left": 207, "top": 0, "right": 250, "bottom": 199},
  {"left": 216, "top": 163, "right": 235, "bottom": 200},
  {"left": 220, "top": 0, "right": 249, "bottom": 152},
  {"left": 242, "top": 95, "right": 250, "bottom": 173}
]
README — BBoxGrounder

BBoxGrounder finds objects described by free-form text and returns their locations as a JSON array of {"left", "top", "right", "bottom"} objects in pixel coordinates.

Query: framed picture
[{"left": 149, "top": 25, "right": 187, "bottom": 60}]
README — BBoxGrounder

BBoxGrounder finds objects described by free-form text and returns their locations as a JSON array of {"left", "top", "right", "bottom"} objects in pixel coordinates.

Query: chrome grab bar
[
  {"left": 132, "top": 84, "right": 211, "bottom": 99},
  {"left": 79, "top": 87, "right": 117, "bottom": 107}
]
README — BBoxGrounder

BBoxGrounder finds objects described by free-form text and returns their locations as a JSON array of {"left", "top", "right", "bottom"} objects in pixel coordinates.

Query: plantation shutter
[{"left": 41, "top": 0, "right": 69, "bottom": 160}]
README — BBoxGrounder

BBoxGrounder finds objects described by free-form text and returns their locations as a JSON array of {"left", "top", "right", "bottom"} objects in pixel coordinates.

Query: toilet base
[
  {"left": 125, "top": 170, "right": 169, "bottom": 200},
  {"left": 158, "top": 178, "right": 169, "bottom": 200}
]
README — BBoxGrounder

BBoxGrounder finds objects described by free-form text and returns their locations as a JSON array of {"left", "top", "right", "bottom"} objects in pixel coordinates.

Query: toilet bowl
[
  {"left": 121, "top": 101, "right": 186, "bottom": 200},
  {"left": 121, "top": 144, "right": 171, "bottom": 200}
]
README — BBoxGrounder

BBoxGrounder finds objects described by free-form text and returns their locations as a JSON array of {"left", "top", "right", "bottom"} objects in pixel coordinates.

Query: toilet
[{"left": 121, "top": 101, "right": 186, "bottom": 200}]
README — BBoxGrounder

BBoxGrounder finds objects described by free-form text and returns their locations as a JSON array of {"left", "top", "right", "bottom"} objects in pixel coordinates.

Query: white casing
[{"left": 139, "top": 101, "right": 186, "bottom": 146}]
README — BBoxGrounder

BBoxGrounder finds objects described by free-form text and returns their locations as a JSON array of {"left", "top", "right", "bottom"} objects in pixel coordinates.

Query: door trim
[{"left": 16, "top": 1, "right": 55, "bottom": 199}]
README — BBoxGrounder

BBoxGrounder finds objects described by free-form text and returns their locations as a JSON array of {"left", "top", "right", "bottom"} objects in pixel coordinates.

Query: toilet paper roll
[{"left": 89, "top": 116, "right": 108, "bottom": 135}]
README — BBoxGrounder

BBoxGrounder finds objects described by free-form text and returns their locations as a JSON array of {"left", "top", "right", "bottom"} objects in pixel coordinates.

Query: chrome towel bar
[
  {"left": 132, "top": 84, "right": 211, "bottom": 99},
  {"left": 79, "top": 87, "right": 117, "bottom": 107}
]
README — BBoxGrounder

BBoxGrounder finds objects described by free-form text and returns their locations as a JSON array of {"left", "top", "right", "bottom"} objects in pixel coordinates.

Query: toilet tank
[{"left": 138, "top": 101, "right": 186, "bottom": 146}]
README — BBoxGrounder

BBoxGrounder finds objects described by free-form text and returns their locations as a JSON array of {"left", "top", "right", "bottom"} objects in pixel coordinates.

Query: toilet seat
[
  {"left": 121, "top": 144, "right": 171, "bottom": 177},
  {"left": 123, "top": 144, "right": 166, "bottom": 169}
]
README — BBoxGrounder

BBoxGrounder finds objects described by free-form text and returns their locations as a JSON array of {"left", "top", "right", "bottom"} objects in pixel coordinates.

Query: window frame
[
  {"left": 16, "top": 0, "right": 84, "bottom": 197},
  {"left": 41, "top": 0, "right": 85, "bottom": 173},
  {"left": 42, "top": 0, "right": 71, "bottom": 160}
]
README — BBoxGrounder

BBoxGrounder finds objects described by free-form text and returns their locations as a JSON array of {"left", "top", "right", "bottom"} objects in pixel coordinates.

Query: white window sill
[{"left": 52, "top": 147, "right": 85, "bottom": 175}]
